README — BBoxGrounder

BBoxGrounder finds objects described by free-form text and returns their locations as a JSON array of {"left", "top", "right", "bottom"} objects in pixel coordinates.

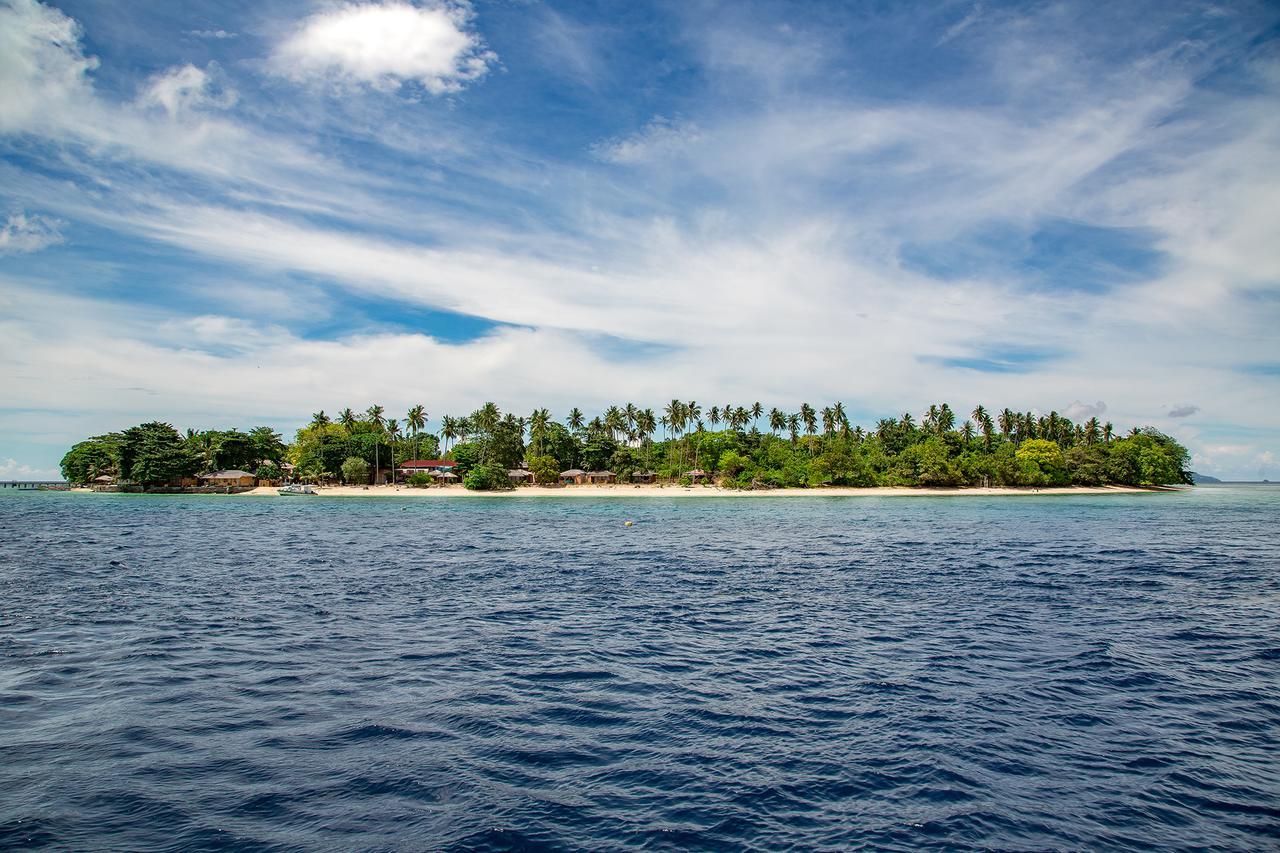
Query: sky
[{"left": 1, "top": 0, "right": 1278, "bottom": 481}]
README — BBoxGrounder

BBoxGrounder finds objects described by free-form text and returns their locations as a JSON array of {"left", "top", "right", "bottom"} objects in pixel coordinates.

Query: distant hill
[{"left": 1190, "top": 472, "right": 1222, "bottom": 484}]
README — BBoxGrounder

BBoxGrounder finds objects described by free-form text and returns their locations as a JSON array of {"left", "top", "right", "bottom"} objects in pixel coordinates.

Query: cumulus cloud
[
  {"left": 1167, "top": 404, "right": 1200, "bottom": 418},
  {"left": 0, "top": 457, "right": 60, "bottom": 481},
  {"left": 0, "top": 212, "right": 64, "bottom": 254},
  {"left": 138, "top": 63, "right": 237, "bottom": 117},
  {"left": 1063, "top": 400, "right": 1107, "bottom": 420},
  {"left": 272, "top": 1, "right": 496, "bottom": 94},
  {"left": 187, "top": 29, "right": 236, "bottom": 39}
]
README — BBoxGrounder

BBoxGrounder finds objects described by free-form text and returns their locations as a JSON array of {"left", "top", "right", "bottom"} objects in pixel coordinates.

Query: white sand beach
[{"left": 239, "top": 484, "right": 1160, "bottom": 498}]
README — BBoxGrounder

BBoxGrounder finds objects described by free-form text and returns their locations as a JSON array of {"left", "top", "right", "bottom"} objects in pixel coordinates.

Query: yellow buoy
[{"left": 624, "top": 520, "right": 634, "bottom": 527}]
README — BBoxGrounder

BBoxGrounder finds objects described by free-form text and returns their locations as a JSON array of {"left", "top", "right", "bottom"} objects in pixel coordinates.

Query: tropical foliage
[{"left": 62, "top": 400, "right": 1192, "bottom": 489}]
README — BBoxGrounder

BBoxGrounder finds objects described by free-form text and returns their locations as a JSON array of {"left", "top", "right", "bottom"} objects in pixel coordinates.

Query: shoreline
[{"left": 79, "top": 483, "right": 1170, "bottom": 498}]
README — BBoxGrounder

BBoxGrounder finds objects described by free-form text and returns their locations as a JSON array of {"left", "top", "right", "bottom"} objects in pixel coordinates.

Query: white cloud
[
  {"left": 594, "top": 117, "right": 703, "bottom": 165},
  {"left": 272, "top": 1, "right": 495, "bottom": 94},
  {"left": 0, "top": 457, "right": 60, "bottom": 481},
  {"left": 1063, "top": 400, "right": 1107, "bottom": 420},
  {"left": 0, "top": 0, "right": 97, "bottom": 132},
  {"left": 1167, "top": 404, "right": 1200, "bottom": 418},
  {"left": 0, "top": 211, "right": 63, "bottom": 254},
  {"left": 187, "top": 29, "right": 237, "bottom": 40},
  {"left": 138, "top": 63, "right": 237, "bottom": 118}
]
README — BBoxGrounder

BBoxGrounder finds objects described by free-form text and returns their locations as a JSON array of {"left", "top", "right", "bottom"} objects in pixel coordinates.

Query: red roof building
[{"left": 396, "top": 459, "right": 456, "bottom": 471}]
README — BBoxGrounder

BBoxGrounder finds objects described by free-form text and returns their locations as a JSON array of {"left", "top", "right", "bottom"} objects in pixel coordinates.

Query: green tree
[
  {"left": 463, "top": 463, "right": 512, "bottom": 491},
  {"left": 1016, "top": 439, "right": 1068, "bottom": 486},
  {"left": 341, "top": 456, "right": 369, "bottom": 485},
  {"left": 526, "top": 455, "right": 560, "bottom": 485},
  {"left": 119, "top": 422, "right": 200, "bottom": 487}
]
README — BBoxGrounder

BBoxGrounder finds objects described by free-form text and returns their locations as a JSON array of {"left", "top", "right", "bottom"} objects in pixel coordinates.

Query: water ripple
[{"left": 1, "top": 486, "right": 1279, "bottom": 850}]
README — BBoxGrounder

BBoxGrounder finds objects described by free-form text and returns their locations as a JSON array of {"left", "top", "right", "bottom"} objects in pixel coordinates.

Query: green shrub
[
  {"left": 407, "top": 471, "right": 433, "bottom": 488},
  {"left": 341, "top": 456, "right": 369, "bottom": 485},
  {"left": 463, "top": 463, "right": 513, "bottom": 491}
]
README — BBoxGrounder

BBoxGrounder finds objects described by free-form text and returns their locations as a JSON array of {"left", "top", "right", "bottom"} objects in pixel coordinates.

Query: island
[{"left": 60, "top": 400, "right": 1192, "bottom": 495}]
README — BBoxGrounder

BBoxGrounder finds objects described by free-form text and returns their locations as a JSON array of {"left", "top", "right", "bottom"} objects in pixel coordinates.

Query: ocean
[{"left": 2, "top": 486, "right": 1277, "bottom": 850}]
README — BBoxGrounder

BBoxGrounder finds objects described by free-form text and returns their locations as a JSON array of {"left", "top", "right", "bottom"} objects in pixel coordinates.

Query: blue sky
[{"left": 1, "top": 0, "right": 1278, "bottom": 480}]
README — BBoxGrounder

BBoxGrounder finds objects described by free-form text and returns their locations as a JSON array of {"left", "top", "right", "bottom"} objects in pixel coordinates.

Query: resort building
[
  {"left": 199, "top": 470, "right": 256, "bottom": 487},
  {"left": 397, "top": 459, "right": 456, "bottom": 476},
  {"left": 631, "top": 470, "right": 658, "bottom": 483},
  {"left": 686, "top": 469, "right": 709, "bottom": 483},
  {"left": 560, "top": 469, "right": 586, "bottom": 484},
  {"left": 585, "top": 470, "right": 616, "bottom": 484},
  {"left": 507, "top": 469, "right": 533, "bottom": 485},
  {"left": 433, "top": 471, "right": 460, "bottom": 484}
]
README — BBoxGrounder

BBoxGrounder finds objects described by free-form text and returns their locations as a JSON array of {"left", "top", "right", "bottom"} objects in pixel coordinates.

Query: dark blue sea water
[{"left": 2, "top": 486, "right": 1278, "bottom": 851}]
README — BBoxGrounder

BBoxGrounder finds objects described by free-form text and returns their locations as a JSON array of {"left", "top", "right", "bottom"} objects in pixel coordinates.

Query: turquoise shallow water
[{"left": 1, "top": 486, "right": 1278, "bottom": 850}]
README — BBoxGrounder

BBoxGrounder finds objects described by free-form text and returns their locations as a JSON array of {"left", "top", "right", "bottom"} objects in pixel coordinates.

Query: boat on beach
[{"left": 278, "top": 484, "right": 317, "bottom": 496}]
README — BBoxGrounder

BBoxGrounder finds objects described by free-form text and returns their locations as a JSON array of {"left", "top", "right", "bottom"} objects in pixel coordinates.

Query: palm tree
[
  {"left": 938, "top": 403, "right": 956, "bottom": 433},
  {"left": 800, "top": 403, "right": 817, "bottom": 436},
  {"left": 366, "top": 404, "right": 385, "bottom": 484},
  {"left": 530, "top": 408, "right": 551, "bottom": 457},
  {"left": 998, "top": 408, "right": 1015, "bottom": 440},
  {"left": 733, "top": 406, "right": 749, "bottom": 432},
  {"left": 821, "top": 406, "right": 835, "bottom": 437},
  {"left": 708, "top": 406, "right": 721, "bottom": 430},
  {"left": 407, "top": 404, "right": 426, "bottom": 459},
  {"left": 1103, "top": 421, "right": 1114, "bottom": 443},
  {"left": 567, "top": 407, "right": 585, "bottom": 434},
  {"left": 769, "top": 408, "right": 785, "bottom": 436},
  {"left": 961, "top": 420, "right": 975, "bottom": 445},
  {"left": 386, "top": 419, "right": 401, "bottom": 483},
  {"left": 751, "top": 402, "right": 763, "bottom": 429},
  {"left": 441, "top": 415, "right": 458, "bottom": 453},
  {"left": 787, "top": 412, "right": 801, "bottom": 445},
  {"left": 900, "top": 412, "right": 915, "bottom": 431},
  {"left": 310, "top": 410, "right": 330, "bottom": 429}
]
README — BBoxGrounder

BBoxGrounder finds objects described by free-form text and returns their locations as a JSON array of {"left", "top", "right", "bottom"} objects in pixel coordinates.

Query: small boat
[{"left": 278, "top": 483, "right": 318, "bottom": 496}]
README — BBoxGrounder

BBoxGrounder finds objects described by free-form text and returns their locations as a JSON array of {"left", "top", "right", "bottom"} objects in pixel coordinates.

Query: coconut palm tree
[
  {"left": 800, "top": 403, "right": 817, "bottom": 436},
  {"left": 1103, "top": 421, "right": 1114, "bottom": 443},
  {"left": 530, "top": 408, "right": 551, "bottom": 456},
  {"left": 961, "top": 420, "right": 975, "bottom": 445},
  {"left": 938, "top": 403, "right": 956, "bottom": 433},
  {"left": 751, "top": 402, "right": 763, "bottom": 428},
  {"left": 386, "top": 419, "right": 402, "bottom": 483},
  {"left": 366, "top": 404, "right": 385, "bottom": 484},
  {"left": 821, "top": 406, "right": 835, "bottom": 437},
  {"left": 900, "top": 412, "right": 915, "bottom": 431},
  {"left": 310, "top": 410, "right": 330, "bottom": 429},
  {"left": 567, "top": 407, "right": 585, "bottom": 434},
  {"left": 998, "top": 408, "right": 1015, "bottom": 440},
  {"left": 787, "top": 412, "right": 801, "bottom": 444},
  {"left": 708, "top": 406, "right": 721, "bottom": 430},
  {"left": 441, "top": 415, "right": 458, "bottom": 453},
  {"left": 769, "top": 408, "right": 785, "bottom": 435},
  {"left": 406, "top": 404, "right": 426, "bottom": 459}
]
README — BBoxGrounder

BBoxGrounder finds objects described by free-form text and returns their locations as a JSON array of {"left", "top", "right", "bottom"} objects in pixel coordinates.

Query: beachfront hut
[
  {"left": 585, "top": 470, "right": 616, "bottom": 484},
  {"left": 433, "top": 471, "right": 460, "bottom": 485},
  {"left": 560, "top": 469, "right": 585, "bottom": 485},
  {"left": 93, "top": 474, "right": 115, "bottom": 484},
  {"left": 631, "top": 470, "right": 657, "bottom": 483},
  {"left": 199, "top": 470, "right": 256, "bottom": 487},
  {"left": 686, "top": 469, "right": 709, "bottom": 483},
  {"left": 507, "top": 469, "right": 533, "bottom": 485}
]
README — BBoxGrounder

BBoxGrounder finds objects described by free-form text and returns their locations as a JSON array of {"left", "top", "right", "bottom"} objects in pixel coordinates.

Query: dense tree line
[
  {"left": 61, "top": 422, "right": 286, "bottom": 487},
  {"left": 62, "top": 400, "right": 1191, "bottom": 490}
]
